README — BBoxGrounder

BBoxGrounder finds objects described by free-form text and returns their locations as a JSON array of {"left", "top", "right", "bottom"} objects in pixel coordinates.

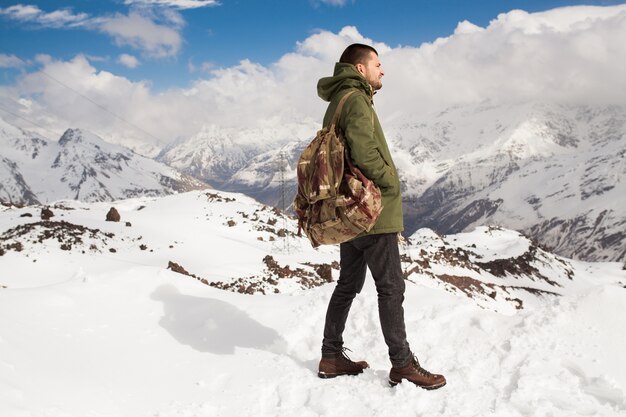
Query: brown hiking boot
[
  {"left": 389, "top": 357, "right": 446, "bottom": 390},
  {"left": 318, "top": 348, "right": 369, "bottom": 379}
]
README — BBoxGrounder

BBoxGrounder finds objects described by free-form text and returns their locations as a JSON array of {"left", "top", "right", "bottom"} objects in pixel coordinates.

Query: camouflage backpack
[{"left": 293, "top": 90, "right": 383, "bottom": 248}]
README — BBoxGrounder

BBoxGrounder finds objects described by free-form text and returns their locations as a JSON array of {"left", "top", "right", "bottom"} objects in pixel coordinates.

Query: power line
[
  {"left": 1, "top": 70, "right": 310, "bottom": 213},
  {"left": 0, "top": 99, "right": 301, "bottom": 199},
  {"left": 38, "top": 69, "right": 165, "bottom": 144},
  {"left": 0, "top": 104, "right": 57, "bottom": 141},
  {"left": 0, "top": 67, "right": 165, "bottom": 145}
]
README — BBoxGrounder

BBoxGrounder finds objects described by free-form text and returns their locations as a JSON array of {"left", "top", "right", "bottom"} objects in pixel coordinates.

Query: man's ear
[{"left": 355, "top": 63, "right": 366, "bottom": 76}]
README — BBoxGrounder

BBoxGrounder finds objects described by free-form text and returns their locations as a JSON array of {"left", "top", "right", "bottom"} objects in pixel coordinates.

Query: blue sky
[
  {"left": 1, "top": 0, "right": 625, "bottom": 150},
  {"left": 2, "top": 0, "right": 625, "bottom": 90}
]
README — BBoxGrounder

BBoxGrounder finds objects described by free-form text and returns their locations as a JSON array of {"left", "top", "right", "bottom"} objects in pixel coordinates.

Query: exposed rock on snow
[
  {"left": 0, "top": 220, "right": 117, "bottom": 255},
  {"left": 106, "top": 207, "right": 121, "bottom": 222},
  {"left": 402, "top": 226, "right": 577, "bottom": 312},
  {"left": 40, "top": 206, "right": 54, "bottom": 220},
  {"left": 167, "top": 255, "right": 338, "bottom": 295}
]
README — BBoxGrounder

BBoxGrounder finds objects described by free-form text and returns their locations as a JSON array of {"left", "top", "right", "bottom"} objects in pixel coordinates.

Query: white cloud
[
  {"left": 0, "top": 54, "right": 26, "bottom": 68},
  {"left": 118, "top": 54, "right": 141, "bottom": 68},
  {"left": 0, "top": 4, "right": 40, "bottom": 20},
  {"left": 1, "top": 55, "right": 163, "bottom": 144},
  {"left": 124, "top": 0, "right": 220, "bottom": 9},
  {"left": 159, "top": 8, "right": 186, "bottom": 29},
  {"left": 0, "top": 4, "right": 89, "bottom": 28},
  {"left": 37, "top": 8, "right": 90, "bottom": 28},
  {"left": 98, "top": 12, "right": 182, "bottom": 58},
  {"left": 295, "top": 26, "right": 390, "bottom": 62},
  {"left": 375, "top": 3, "right": 626, "bottom": 113},
  {"left": 34, "top": 54, "right": 53, "bottom": 65},
  {"left": 1, "top": 5, "right": 625, "bottom": 152},
  {"left": 124, "top": 0, "right": 219, "bottom": 10},
  {"left": 314, "top": 0, "right": 353, "bottom": 6},
  {"left": 84, "top": 54, "right": 110, "bottom": 63},
  {"left": 188, "top": 59, "right": 216, "bottom": 73},
  {"left": 122, "top": 4, "right": 186, "bottom": 29},
  {"left": 0, "top": 5, "right": 184, "bottom": 58}
]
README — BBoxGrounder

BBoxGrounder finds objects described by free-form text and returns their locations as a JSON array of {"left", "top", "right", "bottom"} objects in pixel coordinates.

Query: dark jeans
[{"left": 321, "top": 233, "right": 412, "bottom": 368}]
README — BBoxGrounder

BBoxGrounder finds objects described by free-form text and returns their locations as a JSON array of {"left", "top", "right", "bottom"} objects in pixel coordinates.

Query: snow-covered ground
[{"left": 1, "top": 191, "right": 625, "bottom": 417}]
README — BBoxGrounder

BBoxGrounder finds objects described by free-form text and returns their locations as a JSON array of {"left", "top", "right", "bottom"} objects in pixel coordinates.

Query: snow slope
[{"left": 1, "top": 191, "right": 625, "bottom": 417}]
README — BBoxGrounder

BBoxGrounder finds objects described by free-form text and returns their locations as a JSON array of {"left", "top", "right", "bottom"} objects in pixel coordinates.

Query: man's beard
[{"left": 370, "top": 79, "right": 382, "bottom": 90}]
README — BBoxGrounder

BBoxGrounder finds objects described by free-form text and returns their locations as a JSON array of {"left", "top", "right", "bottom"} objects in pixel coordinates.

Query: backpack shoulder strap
[{"left": 329, "top": 90, "right": 356, "bottom": 131}]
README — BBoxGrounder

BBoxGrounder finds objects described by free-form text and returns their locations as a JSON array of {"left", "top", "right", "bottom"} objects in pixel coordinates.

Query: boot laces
[
  {"left": 412, "top": 357, "right": 433, "bottom": 377},
  {"left": 339, "top": 347, "right": 358, "bottom": 364}
]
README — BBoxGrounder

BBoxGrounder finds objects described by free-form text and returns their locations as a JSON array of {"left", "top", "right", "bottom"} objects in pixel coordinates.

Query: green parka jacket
[{"left": 317, "top": 63, "right": 404, "bottom": 235}]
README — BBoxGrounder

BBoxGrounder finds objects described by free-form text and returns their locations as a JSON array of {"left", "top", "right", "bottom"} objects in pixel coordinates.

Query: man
[{"left": 316, "top": 43, "right": 446, "bottom": 390}]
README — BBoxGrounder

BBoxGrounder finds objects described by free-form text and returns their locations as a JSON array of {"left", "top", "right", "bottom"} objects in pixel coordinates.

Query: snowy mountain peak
[
  {"left": 0, "top": 118, "right": 208, "bottom": 205},
  {"left": 156, "top": 121, "right": 316, "bottom": 189},
  {"left": 57, "top": 128, "right": 133, "bottom": 155},
  {"left": 58, "top": 128, "right": 87, "bottom": 146}
]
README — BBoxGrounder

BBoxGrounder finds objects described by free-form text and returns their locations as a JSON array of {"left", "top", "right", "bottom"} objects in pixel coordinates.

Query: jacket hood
[{"left": 317, "top": 63, "right": 372, "bottom": 102}]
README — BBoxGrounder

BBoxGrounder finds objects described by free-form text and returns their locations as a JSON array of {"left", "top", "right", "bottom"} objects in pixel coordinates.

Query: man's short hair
[{"left": 339, "top": 43, "right": 378, "bottom": 66}]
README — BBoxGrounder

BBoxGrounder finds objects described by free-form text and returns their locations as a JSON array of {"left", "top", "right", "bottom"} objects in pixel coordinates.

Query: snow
[
  {"left": 1, "top": 191, "right": 625, "bottom": 417},
  {"left": 439, "top": 227, "right": 523, "bottom": 257}
]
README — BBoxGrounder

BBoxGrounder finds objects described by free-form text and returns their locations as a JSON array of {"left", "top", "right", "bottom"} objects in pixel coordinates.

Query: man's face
[{"left": 356, "top": 51, "right": 384, "bottom": 91}]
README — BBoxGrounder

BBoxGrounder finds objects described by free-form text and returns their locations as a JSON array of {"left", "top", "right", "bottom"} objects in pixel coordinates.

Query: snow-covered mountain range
[
  {"left": 157, "top": 102, "right": 624, "bottom": 262},
  {"left": 389, "top": 102, "right": 626, "bottom": 262},
  {"left": 0, "top": 118, "right": 207, "bottom": 205},
  {"left": 1, "top": 190, "right": 624, "bottom": 416},
  {"left": 1, "top": 101, "right": 624, "bottom": 262},
  {"left": 155, "top": 122, "right": 316, "bottom": 190}
]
